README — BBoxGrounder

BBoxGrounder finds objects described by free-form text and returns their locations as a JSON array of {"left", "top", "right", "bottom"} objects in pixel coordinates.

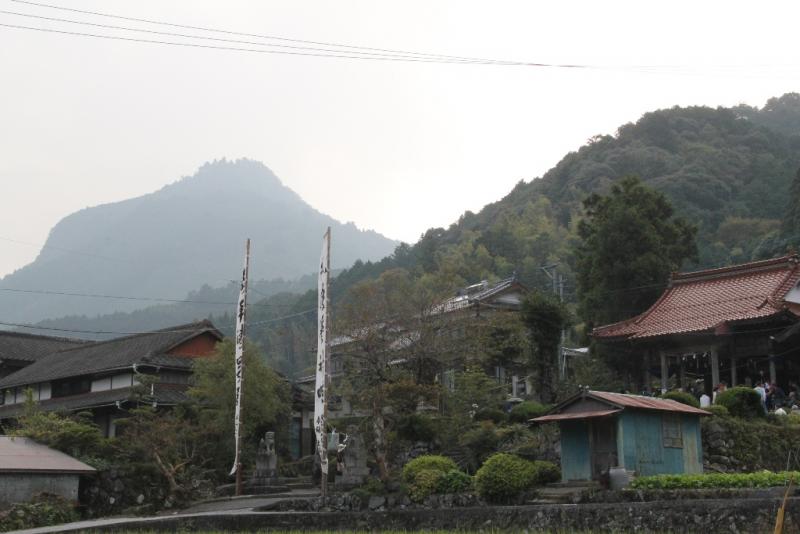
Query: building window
[
  {"left": 662, "top": 414, "right": 683, "bottom": 448},
  {"left": 51, "top": 378, "right": 91, "bottom": 398}
]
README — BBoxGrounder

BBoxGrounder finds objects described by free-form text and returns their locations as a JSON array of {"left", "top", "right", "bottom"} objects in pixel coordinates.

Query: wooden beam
[
  {"left": 730, "top": 355, "right": 737, "bottom": 386},
  {"left": 660, "top": 350, "right": 668, "bottom": 393},
  {"left": 710, "top": 349, "right": 720, "bottom": 388},
  {"left": 643, "top": 351, "right": 652, "bottom": 393},
  {"left": 679, "top": 357, "right": 686, "bottom": 390},
  {"left": 770, "top": 357, "right": 777, "bottom": 384}
]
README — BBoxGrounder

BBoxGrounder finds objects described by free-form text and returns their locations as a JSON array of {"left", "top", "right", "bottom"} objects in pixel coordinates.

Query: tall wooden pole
[
  {"left": 316, "top": 228, "right": 331, "bottom": 499},
  {"left": 232, "top": 239, "right": 250, "bottom": 497}
]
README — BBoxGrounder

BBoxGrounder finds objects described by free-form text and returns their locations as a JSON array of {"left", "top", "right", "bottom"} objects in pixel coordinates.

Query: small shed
[
  {"left": 532, "top": 390, "right": 709, "bottom": 482},
  {"left": 0, "top": 436, "right": 95, "bottom": 505}
]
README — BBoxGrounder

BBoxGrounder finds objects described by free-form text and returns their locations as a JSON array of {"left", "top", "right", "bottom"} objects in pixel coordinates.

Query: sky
[{"left": 1, "top": 0, "right": 799, "bottom": 278}]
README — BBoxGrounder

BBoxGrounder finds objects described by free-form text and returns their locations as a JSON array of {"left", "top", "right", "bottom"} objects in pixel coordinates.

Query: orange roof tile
[{"left": 593, "top": 255, "right": 800, "bottom": 340}]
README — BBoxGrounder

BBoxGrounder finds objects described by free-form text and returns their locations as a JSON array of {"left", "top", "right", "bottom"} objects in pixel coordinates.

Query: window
[
  {"left": 51, "top": 378, "right": 91, "bottom": 398},
  {"left": 662, "top": 414, "right": 683, "bottom": 448}
]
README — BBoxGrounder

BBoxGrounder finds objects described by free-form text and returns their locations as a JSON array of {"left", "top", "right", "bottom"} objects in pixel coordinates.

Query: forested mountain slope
[{"left": 0, "top": 159, "right": 397, "bottom": 324}]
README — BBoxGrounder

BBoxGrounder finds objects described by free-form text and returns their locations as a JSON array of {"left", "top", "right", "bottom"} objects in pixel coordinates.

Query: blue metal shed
[{"left": 533, "top": 390, "right": 709, "bottom": 482}]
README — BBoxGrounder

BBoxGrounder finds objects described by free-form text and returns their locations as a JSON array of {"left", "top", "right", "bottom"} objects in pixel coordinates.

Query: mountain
[
  {"left": 30, "top": 94, "right": 800, "bottom": 376},
  {"left": 0, "top": 159, "right": 397, "bottom": 324}
]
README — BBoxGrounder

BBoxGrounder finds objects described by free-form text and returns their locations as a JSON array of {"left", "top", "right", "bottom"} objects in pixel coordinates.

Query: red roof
[
  {"left": 532, "top": 408, "right": 621, "bottom": 422},
  {"left": 593, "top": 255, "right": 800, "bottom": 340}
]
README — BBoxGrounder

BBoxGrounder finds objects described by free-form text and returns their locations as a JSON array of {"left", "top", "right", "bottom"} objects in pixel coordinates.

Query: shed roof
[
  {"left": 0, "top": 320, "right": 222, "bottom": 389},
  {"left": 592, "top": 255, "right": 800, "bottom": 341},
  {"left": 531, "top": 390, "right": 710, "bottom": 423},
  {"left": 0, "top": 436, "right": 95, "bottom": 474}
]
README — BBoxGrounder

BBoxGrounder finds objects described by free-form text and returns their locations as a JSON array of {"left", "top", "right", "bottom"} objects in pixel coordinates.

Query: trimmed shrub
[
  {"left": 662, "top": 390, "right": 700, "bottom": 408},
  {"left": 474, "top": 408, "right": 508, "bottom": 424},
  {"left": 458, "top": 421, "right": 500, "bottom": 470},
  {"left": 532, "top": 460, "right": 561, "bottom": 485},
  {"left": 631, "top": 471, "right": 799, "bottom": 490},
  {"left": 397, "top": 414, "right": 437, "bottom": 442},
  {"left": 707, "top": 405, "right": 730, "bottom": 417},
  {"left": 715, "top": 387, "right": 765, "bottom": 419},
  {"left": 402, "top": 454, "right": 458, "bottom": 483},
  {"left": 0, "top": 495, "right": 79, "bottom": 532},
  {"left": 436, "top": 469, "right": 473, "bottom": 494},
  {"left": 408, "top": 468, "right": 443, "bottom": 502},
  {"left": 474, "top": 453, "right": 537, "bottom": 503},
  {"left": 508, "top": 401, "right": 551, "bottom": 423}
]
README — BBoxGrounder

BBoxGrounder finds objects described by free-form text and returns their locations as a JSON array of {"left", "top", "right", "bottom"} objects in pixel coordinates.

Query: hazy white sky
[{"left": 1, "top": 0, "right": 799, "bottom": 278}]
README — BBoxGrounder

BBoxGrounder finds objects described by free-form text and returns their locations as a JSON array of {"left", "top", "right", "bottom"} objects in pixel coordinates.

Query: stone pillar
[
  {"left": 660, "top": 351, "right": 668, "bottom": 393},
  {"left": 710, "top": 349, "right": 720, "bottom": 388},
  {"left": 730, "top": 356, "right": 737, "bottom": 386}
]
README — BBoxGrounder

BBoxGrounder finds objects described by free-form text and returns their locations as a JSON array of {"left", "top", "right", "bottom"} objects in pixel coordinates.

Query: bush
[
  {"left": 402, "top": 454, "right": 458, "bottom": 483},
  {"left": 508, "top": 401, "right": 551, "bottom": 423},
  {"left": 474, "top": 453, "right": 537, "bottom": 503},
  {"left": 707, "top": 405, "right": 730, "bottom": 417},
  {"left": 662, "top": 390, "right": 700, "bottom": 408},
  {"left": 436, "top": 469, "right": 473, "bottom": 494},
  {"left": 531, "top": 460, "right": 561, "bottom": 485},
  {"left": 458, "top": 422, "right": 500, "bottom": 470},
  {"left": 408, "top": 469, "right": 443, "bottom": 502},
  {"left": 474, "top": 408, "right": 508, "bottom": 424},
  {"left": 715, "top": 387, "right": 765, "bottom": 419},
  {"left": 0, "top": 494, "right": 79, "bottom": 532},
  {"left": 397, "top": 414, "right": 437, "bottom": 442},
  {"left": 631, "top": 471, "right": 799, "bottom": 490}
]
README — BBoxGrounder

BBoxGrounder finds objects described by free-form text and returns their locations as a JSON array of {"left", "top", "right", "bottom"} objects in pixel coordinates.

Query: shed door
[{"left": 590, "top": 419, "right": 618, "bottom": 480}]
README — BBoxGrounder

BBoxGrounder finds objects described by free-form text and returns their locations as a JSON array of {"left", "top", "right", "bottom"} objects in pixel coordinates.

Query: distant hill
[{"left": 0, "top": 159, "right": 397, "bottom": 324}]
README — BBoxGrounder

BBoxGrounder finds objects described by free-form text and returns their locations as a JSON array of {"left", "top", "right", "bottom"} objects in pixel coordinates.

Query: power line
[
  {"left": 8, "top": 0, "right": 571, "bottom": 66},
  {"left": 0, "top": 9, "right": 511, "bottom": 64}
]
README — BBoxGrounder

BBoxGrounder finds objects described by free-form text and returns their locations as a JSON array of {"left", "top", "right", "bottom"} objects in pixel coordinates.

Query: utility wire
[
  {"left": 8, "top": 0, "right": 574, "bottom": 66},
  {"left": 0, "top": 9, "right": 513, "bottom": 64}
]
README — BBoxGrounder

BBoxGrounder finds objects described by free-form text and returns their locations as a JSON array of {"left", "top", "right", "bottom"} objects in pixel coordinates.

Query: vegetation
[
  {"left": 714, "top": 387, "right": 765, "bottom": 419},
  {"left": 474, "top": 453, "right": 541, "bottom": 503},
  {"left": 521, "top": 291, "right": 570, "bottom": 403},
  {"left": 631, "top": 471, "right": 799, "bottom": 490},
  {"left": 0, "top": 495, "right": 78, "bottom": 533},
  {"left": 509, "top": 401, "right": 551, "bottom": 423},
  {"left": 402, "top": 455, "right": 459, "bottom": 483}
]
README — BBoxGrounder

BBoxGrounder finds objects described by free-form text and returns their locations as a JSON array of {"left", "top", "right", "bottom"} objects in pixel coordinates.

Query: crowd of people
[{"left": 698, "top": 379, "right": 800, "bottom": 415}]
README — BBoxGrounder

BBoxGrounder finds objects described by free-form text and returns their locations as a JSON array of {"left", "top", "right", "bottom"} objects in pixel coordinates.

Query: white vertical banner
[
  {"left": 229, "top": 239, "right": 250, "bottom": 477},
  {"left": 314, "top": 228, "right": 330, "bottom": 478}
]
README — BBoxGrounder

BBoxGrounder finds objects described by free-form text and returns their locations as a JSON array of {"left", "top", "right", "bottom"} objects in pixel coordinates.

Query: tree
[
  {"left": 189, "top": 339, "right": 291, "bottom": 474},
  {"left": 521, "top": 291, "right": 570, "bottom": 404},
  {"left": 784, "top": 168, "right": 800, "bottom": 239},
  {"left": 575, "top": 175, "right": 697, "bottom": 331},
  {"left": 335, "top": 269, "right": 448, "bottom": 480}
]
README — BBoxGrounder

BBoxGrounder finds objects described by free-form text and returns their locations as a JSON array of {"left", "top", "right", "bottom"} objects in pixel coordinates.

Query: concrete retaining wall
[{"left": 0, "top": 473, "right": 79, "bottom": 505}]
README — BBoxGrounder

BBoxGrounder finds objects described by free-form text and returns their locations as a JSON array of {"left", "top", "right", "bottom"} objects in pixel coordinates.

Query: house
[
  {"left": 0, "top": 436, "right": 95, "bottom": 505},
  {"left": 0, "top": 320, "right": 223, "bottom": 436},
  {"left": 592, "top": 255, "right": 800, "bottom": 394},
  {"left": 532, "top": 390, "right": 709, "bottom": 482},
  {"left": 0, "top": 331, "right": 89, "bottom": 380},
  {"left": 299, "top": 277, "right": 530, "bottom": 420}
]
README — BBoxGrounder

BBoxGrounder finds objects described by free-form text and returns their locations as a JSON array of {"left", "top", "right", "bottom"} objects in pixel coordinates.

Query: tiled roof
[
  {"left": 0, "top": 436, "right": 95, "bottom": 473},
  {"left": 0, "top": 331, "right": 90, "bottom": 364},
  {"left": 0, "top": 383, "right": 191, "bottom": 419},
  {"left": 593, "top": 255, "right": 800, "bottom": 341},
  {"left": 0, "top": 320, "right": 222, "bottom": 389},
  {"left": 434, "top": 277, "right": 524, "bottom": 314}
]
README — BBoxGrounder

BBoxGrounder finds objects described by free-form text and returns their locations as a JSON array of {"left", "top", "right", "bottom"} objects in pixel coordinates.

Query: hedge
[
  {"left": 630, "top": 471, "right": 800, "bottom": 490},
  {"left": 402, "top": 455, "right": 458, "bottom": 483},
  {"left": 508, "top": 401, "right": 551, "bottom": 423},
  {"left": 715, "top": 387, "right": 765, "bottom": 419},
  {"left": 474, "top": 453, "right": 538, "bottom": 503}
]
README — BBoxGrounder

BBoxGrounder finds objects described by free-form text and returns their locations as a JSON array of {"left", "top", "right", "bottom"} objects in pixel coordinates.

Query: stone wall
[
  {"left": 702, "top": 415, "right": 800, "bottom": 472},
  {"left": 82, "top": 498, "right": 800, "bottom": 533}
]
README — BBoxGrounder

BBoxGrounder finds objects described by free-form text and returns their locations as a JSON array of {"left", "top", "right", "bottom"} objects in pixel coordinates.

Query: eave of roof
[
  {"left": 535, "top": 390, "right": 710, "bottom": 422},
  {"left": 592, "top": 255, "right": 800, "bottom": 341},
  {"left": 532, "top": 409, "right": 621, "bottom": 422}
]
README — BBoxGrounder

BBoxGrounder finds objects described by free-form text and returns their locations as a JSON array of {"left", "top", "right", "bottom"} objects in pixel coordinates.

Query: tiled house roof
[
  {"left": 593, "top": 255, "right": 800, "bottom": 341},
  {"left": 532, "top": 390, "right": 710, "bottom": 422},
  {"left": 0, "top": 320, "right": 222, "bottom": 389},
  {"left": 433, "top": 277, "right": 525, "bottom": 314},
  {"left": 0, "top": 331, "right": 90, "bottom": 364}
]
